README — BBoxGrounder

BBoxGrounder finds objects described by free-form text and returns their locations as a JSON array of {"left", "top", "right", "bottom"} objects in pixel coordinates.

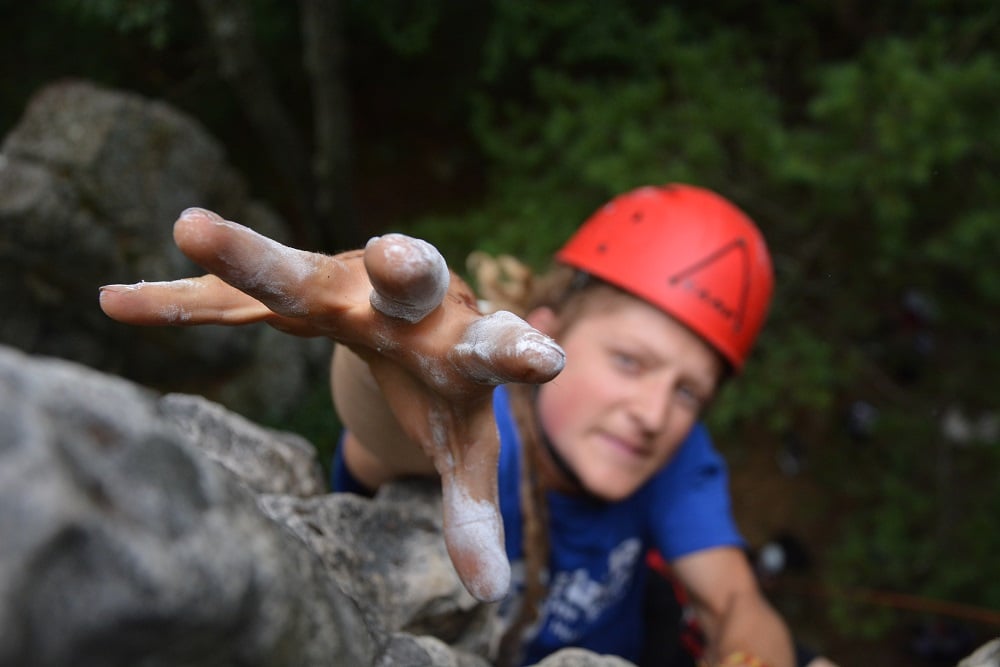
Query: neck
[{"left": 536, "top": 422, "right": 587, "bottom": 495}]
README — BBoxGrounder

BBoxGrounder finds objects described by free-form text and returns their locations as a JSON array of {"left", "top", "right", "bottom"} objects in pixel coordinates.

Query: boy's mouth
[{"left": 600, "top": 431, "right": 650, "bottom": 461}]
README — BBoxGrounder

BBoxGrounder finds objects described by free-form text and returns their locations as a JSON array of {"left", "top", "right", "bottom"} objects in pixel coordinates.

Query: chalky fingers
[
  {"left": 451, "top": 311, "right": 566, "bottom": 386},
  {"left": 172, "top": 208, "right": 360, "bottom": 322},
  {"left": 363, "top": 233, "right": 451, "bottom": 323},
  {"left": 99, "top": 274, "right": 273, "bottom": 326}
]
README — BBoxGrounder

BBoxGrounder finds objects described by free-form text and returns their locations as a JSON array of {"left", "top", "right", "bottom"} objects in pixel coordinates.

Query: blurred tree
[
  {"left": 31, "top": 0, "right": 361, "bottom": 251},
  {"left": 195, "top": 0, "right": 322, "bottom": 246}
]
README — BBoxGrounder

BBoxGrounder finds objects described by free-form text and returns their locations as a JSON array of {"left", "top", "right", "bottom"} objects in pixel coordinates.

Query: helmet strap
[
  {"left": 539, "top": 425, "right": 586, "bottom": 493},
  {"left": 531, "top": 388, "right": 599, "bottom": 499}
]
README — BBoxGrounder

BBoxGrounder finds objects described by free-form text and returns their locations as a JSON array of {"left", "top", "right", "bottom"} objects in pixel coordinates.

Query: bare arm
[
  {"left": 672, "top": 547, "right": 795, "bottom": 667},
  {"left": 99, "top": 207, "right": 565, "bottom": 601},
  {"left": 331, "top": 344, "right": 435, "bottom": 486}
]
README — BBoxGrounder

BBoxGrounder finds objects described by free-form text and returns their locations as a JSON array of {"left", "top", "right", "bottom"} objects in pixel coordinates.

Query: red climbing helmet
[{"left": 556, "top": 184, "right": 774, "bottom": 371}]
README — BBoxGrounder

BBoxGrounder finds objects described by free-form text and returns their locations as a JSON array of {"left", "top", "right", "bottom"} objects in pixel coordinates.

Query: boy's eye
[
  {"left": 611, "top": 351, "right": 642, "bottom": 374},
  {"left": 677, "top": 384, "right": 708, "bottom": 410}
]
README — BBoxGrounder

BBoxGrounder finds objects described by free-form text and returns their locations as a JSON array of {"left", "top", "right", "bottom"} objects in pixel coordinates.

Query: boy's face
[{"left": 530, "top": 291, "right": 723, "bottom": 501}]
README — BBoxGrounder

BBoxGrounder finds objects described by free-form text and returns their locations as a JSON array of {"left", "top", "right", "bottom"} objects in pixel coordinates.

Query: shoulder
[
  {"left": 656, "top": 422, "right": 727, "bottom": 487},
  {"left": 646, "top": 423, "right": 744, "bottom": 558}
]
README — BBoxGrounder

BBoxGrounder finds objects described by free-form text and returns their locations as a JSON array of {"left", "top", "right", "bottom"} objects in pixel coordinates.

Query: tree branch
[
  {"left": 300, "top": 0, "right": 362, "bottom": 252},
  {"left": 196, "top": 0, "right": 318, "bottom": 244}
]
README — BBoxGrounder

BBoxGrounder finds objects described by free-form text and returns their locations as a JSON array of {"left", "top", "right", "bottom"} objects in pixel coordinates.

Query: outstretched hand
[{"left": 99, "top": 208, "right": 565, "bottom": 602}]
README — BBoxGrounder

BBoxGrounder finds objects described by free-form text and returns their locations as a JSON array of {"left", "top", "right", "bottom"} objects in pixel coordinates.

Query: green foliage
[
  {"left": 351, "top": 0, "right": 444, "bottom": 56},
  {"left": 262, "top": 379, "right": 341, "bottom": 485},
  {"left": 56, "top": 0, "right": 173, "bottom": 49},
  {"left": 408, "top": 4, "right": 788, "bottom": 267},
  {"left": 822, "top": 410, "right": 1000, "bottom": 636},
  {"left": 404, "top": 0, "right": 1000, "bottom": 641},
  {"left": 709, "top": 323, "right": 841, "bottom": 437}
]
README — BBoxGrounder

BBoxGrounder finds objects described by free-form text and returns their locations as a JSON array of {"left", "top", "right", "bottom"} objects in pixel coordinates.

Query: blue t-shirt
[
  {"left": 332, "top": 385, "right": 743, "bottom": 664},
  {"left": 493, "top": 386, "right": 743, "bottom": 664}
]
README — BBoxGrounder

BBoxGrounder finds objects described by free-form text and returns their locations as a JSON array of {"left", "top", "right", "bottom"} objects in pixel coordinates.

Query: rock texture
[
  {"left": 959, "top": 638, "right": 1000, "bottom": 667},
  {"left": 0, "top": 80, "right": 325, "bottom": 420},
  {"left": 0, "top": 344, "right": 631, "bottom": 667},
  {"left": 0, "top": 344, "right": 369, "bottom": 667}
]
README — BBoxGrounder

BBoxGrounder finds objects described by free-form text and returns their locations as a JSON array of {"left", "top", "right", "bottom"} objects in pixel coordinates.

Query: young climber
[{"left": 100, "top": 184, "right": 798, "bottom": 667}]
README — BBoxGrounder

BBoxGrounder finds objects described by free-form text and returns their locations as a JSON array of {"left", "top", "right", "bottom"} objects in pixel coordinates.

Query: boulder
[
  {"left": 959, "top": 638, "right": 1000, "bottom": 667},
  {"left": 0, "top": 80, "right": 325, "bottom": 420},
  {"left": 0, "top": 344, "right": 630, "bottom": 666},
  {"left": 0, "top": 343, "right": 369, "bottom": 667}
]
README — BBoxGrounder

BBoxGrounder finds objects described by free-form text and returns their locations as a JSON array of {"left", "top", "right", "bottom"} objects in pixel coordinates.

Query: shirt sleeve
[
  {"left": 329, "top": 432, "right": 376, "bottom": 497},
  {"left": 649, "top": 422, "right": 745, "bottom": 560}
]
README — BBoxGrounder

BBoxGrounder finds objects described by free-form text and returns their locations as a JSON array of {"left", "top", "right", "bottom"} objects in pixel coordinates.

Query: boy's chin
[{"left": 580, "top": 473, "right": 645, "bottom": 503}]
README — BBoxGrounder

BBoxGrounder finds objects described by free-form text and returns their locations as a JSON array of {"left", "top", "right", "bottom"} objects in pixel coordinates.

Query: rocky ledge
[{"left": 0, "top": 344, "right": 633, "bottom": 667}]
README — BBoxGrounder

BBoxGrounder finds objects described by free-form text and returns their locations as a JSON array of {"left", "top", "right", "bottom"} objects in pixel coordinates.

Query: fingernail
[
  {"left": 99, "top": 283, "right": 140, "bottom": 294},
  {"left": 179, "top": 207, "right": 207, "bottom": 219},
  {"left": 531, "top": 335, "right": 566, "bottom": 373}
]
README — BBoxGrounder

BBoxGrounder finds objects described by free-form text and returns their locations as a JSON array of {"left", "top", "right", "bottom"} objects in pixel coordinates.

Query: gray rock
[
  {"left": 960, "top": 638, "right": 1000, "bottom": 667},
  {"left": 0, "top": 343, "right": 634, "bottom": 667},
  {"left": 534, "top": 649, "right": 636, "bottom": 666},
  {"left": 0, "top": 80, "right": 325, "bottom": 420},
  {"left": 0, "top": 343, "right": 371, "bottom": 667},
  {"left": 159, "top": 392, "right": 326, "bottom": 497},
  {"left": 376, "top": 633, "right": 490, "bottom": 667},
  {"left": 258, "top": 484, "right": 498, "bottom": 657}
]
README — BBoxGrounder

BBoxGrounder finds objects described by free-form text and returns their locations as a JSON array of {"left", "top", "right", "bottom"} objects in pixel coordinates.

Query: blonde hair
[{"left": 468, "top": 252, "right": 608, "bottom": 666}]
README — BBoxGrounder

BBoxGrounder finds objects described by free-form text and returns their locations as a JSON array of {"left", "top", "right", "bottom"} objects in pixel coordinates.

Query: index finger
[{"left": 173, "top": 208, "right": 364, "bottom": 320}]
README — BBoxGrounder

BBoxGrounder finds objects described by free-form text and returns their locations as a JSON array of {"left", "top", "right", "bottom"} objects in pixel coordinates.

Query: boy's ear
[{"left": 526, "top": 306, "right": 558, "bottom": 336}]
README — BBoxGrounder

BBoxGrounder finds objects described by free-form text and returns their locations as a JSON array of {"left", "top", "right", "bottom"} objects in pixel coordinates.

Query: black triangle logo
[{"left": 668, "top": 239, "right": 750, "bottom": 332}]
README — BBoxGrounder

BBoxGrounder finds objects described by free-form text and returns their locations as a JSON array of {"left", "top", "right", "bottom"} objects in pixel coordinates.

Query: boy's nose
[{"left": 630, "top": 379, "right": 673, "bottom": 434}]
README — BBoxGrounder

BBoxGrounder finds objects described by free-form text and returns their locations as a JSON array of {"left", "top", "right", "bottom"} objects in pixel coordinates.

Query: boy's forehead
[
  {"left": 568, "top": 286, "right": 727, "bottom": 378},
  {"left": 573, "top": 282, "right": 666, "bottom": 320}
]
